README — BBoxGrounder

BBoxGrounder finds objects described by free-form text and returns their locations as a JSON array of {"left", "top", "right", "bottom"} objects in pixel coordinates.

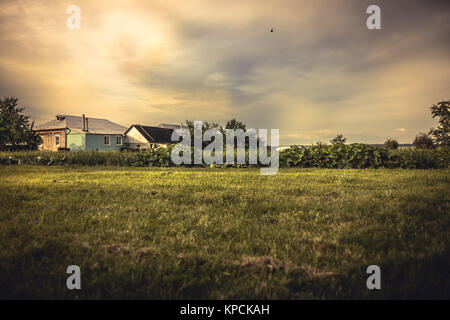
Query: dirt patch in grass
[
  {"left": 301, "top": 265, "right": 336, "bottom": 278},
  {"left": 231, "top": 255, "right": 337, "bottom": 279},
  {"left": 323, "top": 191, "right": 340, "bottom": 198},
  {"left": 100, "top": 243, "right": 160, "bottom": 257},
  {"left": 232, "top": 255, "right": 293, "bottom": 272}
]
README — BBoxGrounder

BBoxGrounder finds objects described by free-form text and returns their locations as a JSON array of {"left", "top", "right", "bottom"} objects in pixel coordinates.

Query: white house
[{"left": 124, "top": 124, "right": 179, "bottom": 149}]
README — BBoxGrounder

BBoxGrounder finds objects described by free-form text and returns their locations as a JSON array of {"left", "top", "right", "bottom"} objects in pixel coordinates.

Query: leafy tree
[
  {"left": 225, "top": 118, "right": 246, "bottom": 131},
  {"left": 182, "top": 120, "right": 225, "bottom": 148},
  {"left": 330, "top": 134, "right": 347, "bottom": 145},
  {"left": 224, "top": 118, "right": 262, "bottom": 147},
  {"left": 413, "top": 133, "right": 434, "bottom": 149},
  {"left": 429, "top": 99, "right": 449, "bottom": 147},
  {"left": 0, "top": 97, "right": 41, "bottom": 151},
  {"left": 182, "top": 120, "right": 221, "bottom": 137},
  {"left": 182, "top": 119, "right": 261, "bottom": 148},
  {"left": 384, "top": 138, "right": 399, "bottom": 150}
]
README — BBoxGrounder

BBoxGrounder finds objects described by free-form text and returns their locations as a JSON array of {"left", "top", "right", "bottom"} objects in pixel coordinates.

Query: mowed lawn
[{"left": 0, "top": 166, "right": 449, "bottom": 299}]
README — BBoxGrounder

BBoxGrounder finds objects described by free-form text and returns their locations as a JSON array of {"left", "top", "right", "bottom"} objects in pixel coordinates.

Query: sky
[{"left": 0, "top": 0, "right": 449, "bottom": 145}]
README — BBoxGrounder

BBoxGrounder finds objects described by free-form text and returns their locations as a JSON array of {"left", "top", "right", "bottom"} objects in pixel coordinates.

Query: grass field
[{"left": 0, "top": 166, "right": 449, "bottom": 299}]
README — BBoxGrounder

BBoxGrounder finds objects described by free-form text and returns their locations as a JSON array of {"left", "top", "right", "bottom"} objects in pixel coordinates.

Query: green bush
[
  {"left": 384, "top": 138, "right": 399, "bottom": 150},
  {"left": 0, "top": 144, "right": 449, "bottom": 169},
  {"left": 279, "top": 144, "right": 449, "bottom": 169},
  {"left": 280, "top": 144, "right": 386, "bottom": 168}
]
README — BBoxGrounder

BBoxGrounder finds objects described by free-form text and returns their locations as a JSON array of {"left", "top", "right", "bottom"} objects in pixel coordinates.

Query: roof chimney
[{"left": 82, "top": 114, "right": 86, "bottom": 131}]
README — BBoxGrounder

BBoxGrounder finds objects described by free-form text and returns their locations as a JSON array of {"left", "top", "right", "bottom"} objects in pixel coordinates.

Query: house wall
[
  {"left": 67, "top": 131, "right": 85, "bottom": 151},
  {"left": 37, "top": 129, "right": 66, "bottom": 151},
  {"left": 124, "top": 127, "right": 147, "bottom": 144},
  {"left": 66, "top": 132, "right": 123, "bottom": 151},
  {"left": 124, "top": 126, "right": 149, "bottom": 149},
  {"left": 85, "top": 134, "right": 123, "bottom": 151},
  {"left": 66, "top": 132, "right": 124, "bottom": 151},
  {"left": 123, "top": 126, "right": 169, "bottom": 149}
]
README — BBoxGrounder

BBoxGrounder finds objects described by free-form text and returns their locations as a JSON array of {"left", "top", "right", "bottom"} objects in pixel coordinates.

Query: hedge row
[
  {"left": 0, "top": 149, "right": 172, "bottom": 167},
  {"left": 0, "top": 144, "right": 449, "bottom": 169},
  {"left": 279, "top": 144, "right": 450, "bottom": 169}
]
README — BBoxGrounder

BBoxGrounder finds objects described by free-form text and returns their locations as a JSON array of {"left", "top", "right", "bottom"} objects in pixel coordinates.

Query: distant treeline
[{"left": 1, "top": 144, "right": 449, "bottom": 169}]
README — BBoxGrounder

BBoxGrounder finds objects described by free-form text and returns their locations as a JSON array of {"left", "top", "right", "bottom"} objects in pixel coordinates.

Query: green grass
[{"left": 0, "top": 166, "right": 449, "bottom": 299}]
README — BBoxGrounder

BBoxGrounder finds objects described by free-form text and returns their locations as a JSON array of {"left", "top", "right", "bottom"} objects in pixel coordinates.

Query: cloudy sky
[{"left": 0, "top": 0, "right": 449, "bottom": 145}]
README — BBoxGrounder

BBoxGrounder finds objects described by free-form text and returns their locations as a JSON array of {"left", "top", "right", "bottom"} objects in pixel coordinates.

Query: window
[
  {"left": 104, "top": 136, "right": 110, "bottom": 146},
  {"left": 116, "top": 136, "right": 122, "bottom": 146},
  {"left": 55, "top": 135, "right": 60, "bottom": 147}
]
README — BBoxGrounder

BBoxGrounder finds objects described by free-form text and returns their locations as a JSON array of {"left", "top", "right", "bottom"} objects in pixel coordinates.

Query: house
[
  {"left": 34, "top": 114, "right": 127, "bottom": 151},
  {"left": 124, "top": 124, "right": 176, "bottom": 149}
]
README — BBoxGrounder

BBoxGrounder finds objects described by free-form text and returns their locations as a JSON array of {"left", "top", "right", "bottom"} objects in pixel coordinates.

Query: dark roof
[
  {"left": 34, "top": 115, "right": 127, "bottom": 134},
  {"left": 131, "top": 125, "right": 174, "bottom": 144}
]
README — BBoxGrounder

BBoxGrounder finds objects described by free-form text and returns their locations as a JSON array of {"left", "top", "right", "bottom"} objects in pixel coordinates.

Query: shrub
[
  {"left": 1, "top": 144, "right": 449, "bottom": 169},
  {"left": 330, "top": 134, "right": 347, "bottom": 145},
  {"left": 413, "top": 133, "right": 434, "bottom": 149},
  {"left": 279, "top": 144, "right": 449, "bottom": 169},
  {"left": 384, "top": 138, "right": 399, "bottom": 150},
  {"left": 280, "top": 144, "right": 385, "bottom": 169}
]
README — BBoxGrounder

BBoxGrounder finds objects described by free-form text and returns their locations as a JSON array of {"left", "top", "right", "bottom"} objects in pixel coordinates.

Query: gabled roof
[
  {"left": 126, "top": 125, "right": 174, "bottom": 144},
  {"left": 34, "top": 115, "right": 127, "bottom": 134}
]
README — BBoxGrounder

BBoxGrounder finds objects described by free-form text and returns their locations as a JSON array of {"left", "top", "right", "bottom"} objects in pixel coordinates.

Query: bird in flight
[{"left": 270, "top": 28, "right": 274, "bottom": 32}]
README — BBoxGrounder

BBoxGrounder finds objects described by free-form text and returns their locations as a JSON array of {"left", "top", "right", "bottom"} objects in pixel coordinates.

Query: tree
[
  {"left": 224, "top": 118, "right": 262, "bottom": 147},
  {"left": 182, "top": 118, "right": 263, "bottom": 148},
  {"left": 384, "top": 138, "right": 399, "bottom": 150},
  {"left": 182, "top": 120, "right": 221, "bottom": 148},
  {"left": 330, "top": 134, "right": 346, "bottom": 145},
  {"left": 0, "top": 97, "right": 41, "bottom": 151},
  {"left": 182, "top": 120, "right": 221, "bottom": 135},
  {"left": 429, "top": 99, "right": 449, "bottom": 147},
  {"left": 225, "top": 118, "right": 246, "bottom": 131},
  {"left": 413, "top": 133, "right": 434, "bottom": 149}
]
